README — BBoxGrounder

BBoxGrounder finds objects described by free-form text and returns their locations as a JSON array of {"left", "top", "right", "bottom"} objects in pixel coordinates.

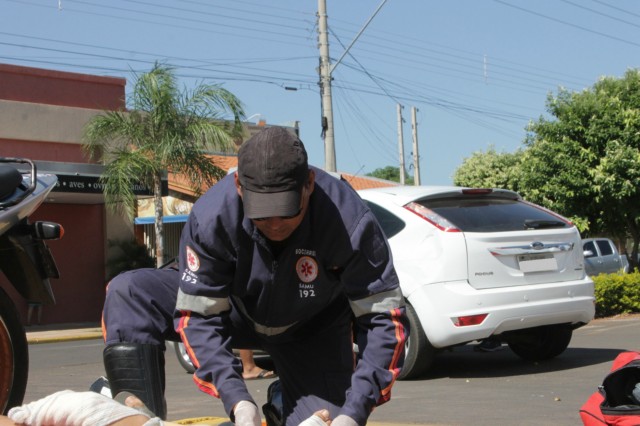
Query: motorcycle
[{"left": 0, "top": 158, "right": 63, "bottom": 414}]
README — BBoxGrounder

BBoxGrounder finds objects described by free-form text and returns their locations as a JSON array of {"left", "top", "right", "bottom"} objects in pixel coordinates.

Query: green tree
[
  {"left": 453, "top": 145, "right": 523, "bottom": 190},
  {"left": 366, "top": 166, "right": 414, "bottom": 185},
  {"left": 83, "top": 63, "right": 245, "bottom": 267},
  {"left": 520, "top": 69, "right": 640, "bottom": 266}
]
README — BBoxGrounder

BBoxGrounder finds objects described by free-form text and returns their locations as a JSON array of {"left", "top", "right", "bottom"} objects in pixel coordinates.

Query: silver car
[{"left": 582, "top": 238, "right": 629, "bottom": 275}]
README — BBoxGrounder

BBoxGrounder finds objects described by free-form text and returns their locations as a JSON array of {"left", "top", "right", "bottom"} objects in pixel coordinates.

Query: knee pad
[{"left": 103, "top": 343, "right": 167, "bottom": 420}]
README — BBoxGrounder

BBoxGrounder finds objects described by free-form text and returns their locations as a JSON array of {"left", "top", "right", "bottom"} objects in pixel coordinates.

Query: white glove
[
  {"left": 331, "top": 414, "right": 358, "bottom": 426},
  {"left": 299, "top": 410, "right": 331, "bottom": 426},
  {"left": 233, "top": 400, "right": 261, "bottom": 426},
  {"left": 8, "top": 389, "right": 148, "bottom": 426}
]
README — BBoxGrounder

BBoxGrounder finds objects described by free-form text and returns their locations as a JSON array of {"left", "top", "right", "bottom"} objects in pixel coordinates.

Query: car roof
[{"left": 357, "top": 185, "right": 521, "bottom": 206}]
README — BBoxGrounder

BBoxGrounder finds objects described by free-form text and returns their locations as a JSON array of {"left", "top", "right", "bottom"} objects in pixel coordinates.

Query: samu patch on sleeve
[{"left": 186, "top": 246, "right": 200, "bottom": 272}]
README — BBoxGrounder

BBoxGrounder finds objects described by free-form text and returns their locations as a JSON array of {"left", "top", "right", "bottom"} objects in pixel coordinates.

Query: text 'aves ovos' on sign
[{"left": 53, "top": 174, "right": 167, "bottom": 196}]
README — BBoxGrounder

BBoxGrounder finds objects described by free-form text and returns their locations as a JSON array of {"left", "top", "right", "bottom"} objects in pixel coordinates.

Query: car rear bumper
[{"left": 408, "top": 277, "right": 595, "bottom": 348}]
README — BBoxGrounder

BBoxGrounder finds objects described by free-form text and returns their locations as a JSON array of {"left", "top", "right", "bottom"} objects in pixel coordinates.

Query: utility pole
[
  {"left": 318, "top": 0, "right": 336, "bottom": 172},
  {"left": 317, "top": 0, "right": 388, "bottom": 173},
  {"left": 411, "top": 106, "right": 421, "bottom": 185},
  {"left": 397, "top": 104, "right": 406, "bottom": 185}
]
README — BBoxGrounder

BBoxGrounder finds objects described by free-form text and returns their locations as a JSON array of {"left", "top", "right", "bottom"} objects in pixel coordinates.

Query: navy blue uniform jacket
[{"left": 175, "top": 166, "right": 407, "bottom": 424}]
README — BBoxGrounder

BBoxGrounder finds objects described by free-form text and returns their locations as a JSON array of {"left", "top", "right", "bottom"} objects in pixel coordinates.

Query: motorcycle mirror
[{"left": 32, "top": 221, "right": 64, "bottom": 240}]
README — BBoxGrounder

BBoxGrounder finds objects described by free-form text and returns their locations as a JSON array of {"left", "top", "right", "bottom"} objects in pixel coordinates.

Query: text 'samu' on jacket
[{"left": 174, "top": 167, "right": 408, "bottom": 424}]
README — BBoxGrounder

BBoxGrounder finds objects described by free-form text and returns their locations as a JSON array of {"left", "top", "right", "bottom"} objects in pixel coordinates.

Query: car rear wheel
[
  {"left": 398, "top": 302, "right": 435, "bottom": 380},
  {"left": 173, "top": 341, "right": 196, "bottom": 374},
  {"left": 506, "top": 324, "right": 572, "bottom": 361}
]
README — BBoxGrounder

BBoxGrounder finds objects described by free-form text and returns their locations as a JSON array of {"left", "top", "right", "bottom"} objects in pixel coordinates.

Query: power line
[
  {"left": 560, "top": 0, "right": 640, "bottom": 30},
  {"left": 328, "top": 27, "right": 402, "bottom": 105},
  {"left": 590, "top": 0, "right": 640, "bottom": 20},
  {"left": 493, "top": 0, "right": 640, "bottom": 49}
]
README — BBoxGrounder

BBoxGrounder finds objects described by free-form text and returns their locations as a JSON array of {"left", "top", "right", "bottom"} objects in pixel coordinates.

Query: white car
[{"left": 358, "top": 186, "right": 595, "bottom": 379}]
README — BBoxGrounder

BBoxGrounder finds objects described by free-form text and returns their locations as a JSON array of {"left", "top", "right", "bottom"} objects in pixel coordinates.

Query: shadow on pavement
[{"left": 411, "top": 345, "right": 624, "bottom": 381}]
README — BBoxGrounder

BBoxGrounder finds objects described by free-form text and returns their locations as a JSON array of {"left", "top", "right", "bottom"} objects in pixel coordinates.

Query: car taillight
[
  {"left": 403, "top": 202, "right": 461, "bottom": 232},
  {"left": 452, "top": 314, "right": 488, "bottom": 327}
]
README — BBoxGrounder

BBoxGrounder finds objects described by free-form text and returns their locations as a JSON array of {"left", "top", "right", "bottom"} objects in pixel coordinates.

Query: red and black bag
[{"left": 580, "top": 351, "right": 640, "bottom": 425}]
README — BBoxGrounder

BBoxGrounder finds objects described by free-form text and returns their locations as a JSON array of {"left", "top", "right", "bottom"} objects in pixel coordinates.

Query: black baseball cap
[{"left": 238, "top": 127, "right": 309, "bottom": 219}]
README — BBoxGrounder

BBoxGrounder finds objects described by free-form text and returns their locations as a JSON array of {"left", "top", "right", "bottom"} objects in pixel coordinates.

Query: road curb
[
  {"left": 26, "top": 329, "right": 103, "bottom": 344},
  {"left": 174, "top": 417, "right": 228, "bottom": 425}
]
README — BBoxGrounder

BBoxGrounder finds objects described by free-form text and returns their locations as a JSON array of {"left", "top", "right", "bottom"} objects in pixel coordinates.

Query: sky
[{"left": 2, "top": 0, "right": 639, "bottom": 185}]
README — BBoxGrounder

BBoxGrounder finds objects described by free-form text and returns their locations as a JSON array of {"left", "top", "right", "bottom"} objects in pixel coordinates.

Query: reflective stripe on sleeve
[
  {"left": 176, "top": 288, "right": 231, "bottom": 316},
  {"left": 349, "top": 287, "right": 405, "bottom": 318},
  {"left": 379, "top": 307, "right": 407, "bottom": 402}
]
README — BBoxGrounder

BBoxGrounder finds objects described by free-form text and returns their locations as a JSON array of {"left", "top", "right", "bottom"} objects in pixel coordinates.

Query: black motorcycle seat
[{"left": 0, "top": 165, "right": 22, "bottom": 201}]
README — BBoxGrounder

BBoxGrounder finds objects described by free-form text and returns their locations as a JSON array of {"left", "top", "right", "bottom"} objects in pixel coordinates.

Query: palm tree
[{"left": 83, "top": 63, "right": 245, "bottom": 267}]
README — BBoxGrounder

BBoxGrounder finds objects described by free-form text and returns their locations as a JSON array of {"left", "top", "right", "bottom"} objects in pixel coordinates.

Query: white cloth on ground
[{"left": 8, "top": 389, "right": 149, "bottom": 426}]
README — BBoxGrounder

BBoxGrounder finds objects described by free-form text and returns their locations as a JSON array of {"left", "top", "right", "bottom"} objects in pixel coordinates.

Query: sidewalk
[{"left": 26, "top": 322, "right": 103, "bottom": 344}]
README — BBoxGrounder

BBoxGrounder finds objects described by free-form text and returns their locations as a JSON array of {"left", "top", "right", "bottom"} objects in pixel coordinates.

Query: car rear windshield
[{"left": 418, "top": 197, "right": 570, "bottom": 232}]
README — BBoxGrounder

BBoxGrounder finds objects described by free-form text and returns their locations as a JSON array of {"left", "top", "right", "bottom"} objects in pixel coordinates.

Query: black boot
[{"left": 103, "top": 343, "right": 167, "bottom": 420}]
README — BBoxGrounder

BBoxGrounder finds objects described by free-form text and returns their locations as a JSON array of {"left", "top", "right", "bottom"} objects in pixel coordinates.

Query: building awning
[{"left": 134, "top": 214, "right": 189, "bottom": 225}]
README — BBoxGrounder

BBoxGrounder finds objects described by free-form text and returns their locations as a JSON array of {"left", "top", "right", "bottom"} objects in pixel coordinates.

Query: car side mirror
[{"left": 583, "top": 250, "right": 594, "bottom": 258}]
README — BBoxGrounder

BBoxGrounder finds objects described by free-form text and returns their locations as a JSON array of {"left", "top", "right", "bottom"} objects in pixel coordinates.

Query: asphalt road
[{"left": 23, "top": 315, "right": 640, "bottom": 425}]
